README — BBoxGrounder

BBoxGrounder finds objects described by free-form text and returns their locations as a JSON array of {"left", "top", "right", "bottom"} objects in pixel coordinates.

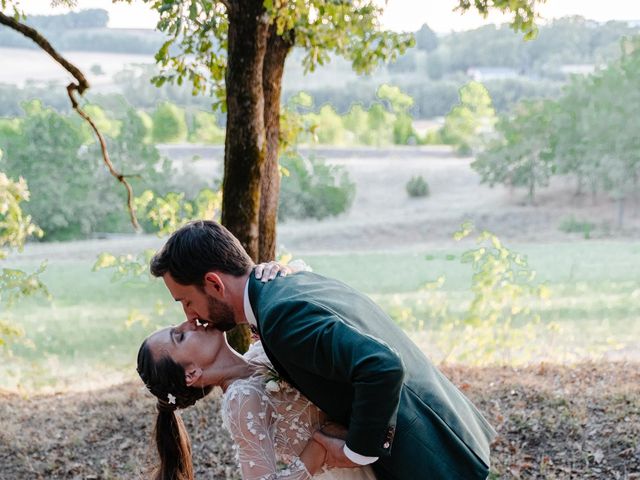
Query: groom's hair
[
  {"left": 137, "top": 339, "right": 212, "bottom": 480},
  {"left": 150, "top": 220, "right": 253, "bottom": 285}
]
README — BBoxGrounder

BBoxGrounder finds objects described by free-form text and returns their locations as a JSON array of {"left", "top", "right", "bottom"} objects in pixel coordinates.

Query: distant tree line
[
  {"left": 287, "top": 17, "right": 636, "bottom": 119},
  {"left": 389, "top": 17, "right": 638, "bottom": 79},
  {"left": 0, "top": 8, "right": 162, "bottom": 53},
  {"left": 290, "top": 76, "right": 562, "bottom": 119},
  {"left": 1, "top": 12, "right": 636, "bottom": 120}
]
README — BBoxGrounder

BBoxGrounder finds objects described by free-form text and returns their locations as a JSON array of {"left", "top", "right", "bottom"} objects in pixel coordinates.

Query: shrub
[
  {"left": 406, "top": 175, "right": 429, "bottom": 197},
  {"left": 559, "top": 216, "right": 595, "bottom": 239},
  {"left": 90, "top": 64, "right": 105, "bottom": 75},
  {"left": 278, "top": 153, "right": 355, "bottom": 221}
]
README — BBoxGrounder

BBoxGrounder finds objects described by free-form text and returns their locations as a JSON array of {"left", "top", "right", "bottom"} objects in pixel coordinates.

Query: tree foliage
[
  {"left": 473, "top": 37, "right": 640, "bottom": 215},
  {"left": 414, "top": 23, "right": 438, "bottom": 52},
  {"left": 446, "top": 221, "right": 551, "bottom": 364},
  {"left": 0, "top": 101, "right": 195, "bottom": 239},
  {"left": 146, "top": 0, "right": 414, "bottom": 105},
  {"left": 442, "top": 81, "right": 497, "bottom": 155},
  {"left": 392, "top": 222, "right": 551, "bottom": 364},
  {"left": 0, "top": 172, "right": 48, "bottom": 347},
  {"left": 473, "top": 99, "right": 556, "bottom": 203},
  {"left": 151, "top": 101, "right": 188, "bottom": 143}
]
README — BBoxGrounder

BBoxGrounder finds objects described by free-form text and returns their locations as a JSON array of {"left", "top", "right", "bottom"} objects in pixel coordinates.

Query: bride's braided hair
[{"left": 137, "top": 339, "right": 213, "bottom": 480}]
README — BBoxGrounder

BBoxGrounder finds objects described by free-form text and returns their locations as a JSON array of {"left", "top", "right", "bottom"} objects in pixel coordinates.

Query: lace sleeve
[{"left": 223, "top": 384, "right": 313, "bottom": 480}]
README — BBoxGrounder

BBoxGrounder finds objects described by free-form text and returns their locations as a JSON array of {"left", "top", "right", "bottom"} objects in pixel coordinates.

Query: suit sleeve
[{"left": 260, "top": 299, "right": 405, "bottom": 457}]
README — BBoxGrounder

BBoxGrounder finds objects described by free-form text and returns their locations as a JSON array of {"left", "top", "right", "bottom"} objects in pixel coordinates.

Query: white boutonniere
[
  {"left": 257, "top": 362, "right": 285, "bottom": 394},
  {"left": 265, "top": 380, "right": 281, "bottom": 392}
]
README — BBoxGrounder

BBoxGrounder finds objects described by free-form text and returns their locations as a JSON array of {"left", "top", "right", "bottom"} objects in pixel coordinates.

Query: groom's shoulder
[
  {"left": 276, "top": 270, "right": 350, "bottom": 293},
  {"left": 255, "top": 270, "right": 350, "bottom": 300}
]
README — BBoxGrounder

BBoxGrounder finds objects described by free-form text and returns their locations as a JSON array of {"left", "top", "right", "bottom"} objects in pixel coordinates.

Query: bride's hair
[{"left": 137, "top": 338, "right": 213, "bottom": 480}]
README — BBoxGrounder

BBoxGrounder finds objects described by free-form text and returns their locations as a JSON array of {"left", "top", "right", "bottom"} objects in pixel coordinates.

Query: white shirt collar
[{"left": 243, "top": 277, "right": 258, "bottom": 328}]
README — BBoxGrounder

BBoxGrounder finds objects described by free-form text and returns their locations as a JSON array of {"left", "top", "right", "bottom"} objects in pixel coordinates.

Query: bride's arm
[
  {"left": 298, "top": 438, "right": 327, "bottom": 476},
  {"left": 223, "top": 386, "right": 325, "bottom": 479}
]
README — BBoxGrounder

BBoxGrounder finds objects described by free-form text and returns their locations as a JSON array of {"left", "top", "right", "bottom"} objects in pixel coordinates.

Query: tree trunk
[
  {"left": 221, "top": 1, "right": 269, "bottom": 260},
  {"left": 617, "top": 196, "right": 625, "bottom": 229},
  {"left": 258, "top": 26, "right": 293, "bottom": 262},
  {"left": 528, "top": 157, "right": 536, "bottom": 205},
  {"left": 221, "top": 1, "right": 269, "bottom": 353},
  {"left": 574, "top": 173, "right": 584, "bottom": 198}
]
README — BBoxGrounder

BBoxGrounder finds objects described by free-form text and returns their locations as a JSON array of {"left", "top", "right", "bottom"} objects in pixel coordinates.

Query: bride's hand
[{"left": 254, "top": 261, "right": 292, "bottom": 282}]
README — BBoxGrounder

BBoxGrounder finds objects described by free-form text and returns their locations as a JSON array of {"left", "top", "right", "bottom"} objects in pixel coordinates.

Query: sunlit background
[{"left": 1, "top": 1, "right": 640, "bottom": 477}]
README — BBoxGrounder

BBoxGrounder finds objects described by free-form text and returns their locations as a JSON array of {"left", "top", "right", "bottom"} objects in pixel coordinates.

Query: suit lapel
[{"left": 247, "top": 276, "right": 297, "bottom": 387}]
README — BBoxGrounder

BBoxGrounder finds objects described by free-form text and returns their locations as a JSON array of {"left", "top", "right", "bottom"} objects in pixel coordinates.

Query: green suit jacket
[{"left": 249, "top": 272, "right": 496, "bottom": 480}]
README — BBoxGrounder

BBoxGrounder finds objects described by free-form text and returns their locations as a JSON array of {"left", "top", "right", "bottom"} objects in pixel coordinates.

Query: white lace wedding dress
[{"left": 221, "top": 341, "right": 377, "bottom": 480}]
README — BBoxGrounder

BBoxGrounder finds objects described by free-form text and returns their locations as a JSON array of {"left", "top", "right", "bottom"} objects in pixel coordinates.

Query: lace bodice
[{"left": 221, "top": 341, "right": 328, "bottom": 480}]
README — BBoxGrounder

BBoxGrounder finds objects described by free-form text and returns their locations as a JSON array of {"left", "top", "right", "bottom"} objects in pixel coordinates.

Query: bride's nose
[{"left": 176, "top": 320, "right": 197, "bottom": 333}]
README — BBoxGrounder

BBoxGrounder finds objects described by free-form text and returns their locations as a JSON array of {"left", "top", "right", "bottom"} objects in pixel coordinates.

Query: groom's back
[{"left": 250, "top": 271, "right": 495, "bottom": 473}]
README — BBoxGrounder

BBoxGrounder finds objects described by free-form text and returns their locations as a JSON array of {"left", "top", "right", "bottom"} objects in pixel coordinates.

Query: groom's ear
[
  {"left": 185, "top": 366, "right": 203, "bottom": 387},
  {"left": 203, "top": 272, "right": 224, "bottom": 295}
]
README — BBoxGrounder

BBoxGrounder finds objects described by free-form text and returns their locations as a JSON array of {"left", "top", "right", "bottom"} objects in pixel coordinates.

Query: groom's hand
[
  {"left": 312, "top": 431, "right": 360, "bottom": 469},
  {"left": 320, "top": 421, "right": 348, "bottom": 440}
]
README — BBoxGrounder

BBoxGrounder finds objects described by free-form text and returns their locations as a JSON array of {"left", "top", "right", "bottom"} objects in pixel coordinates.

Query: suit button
[{"left": 383, "top": 442, "right": 390, "bottom": 449}]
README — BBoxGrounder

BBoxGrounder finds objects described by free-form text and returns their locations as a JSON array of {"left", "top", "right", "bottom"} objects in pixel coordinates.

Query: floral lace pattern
[
  {"left": 221, "top": 342, "right": 377, "bottom": 480},
  {"left": 221, "top": 342, "right": 325, "bottom": 480}
]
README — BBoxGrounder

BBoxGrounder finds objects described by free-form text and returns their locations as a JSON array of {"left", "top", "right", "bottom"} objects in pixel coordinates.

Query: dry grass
[{"left": 1, "top": 362, "right": 638, "bottom": 479}]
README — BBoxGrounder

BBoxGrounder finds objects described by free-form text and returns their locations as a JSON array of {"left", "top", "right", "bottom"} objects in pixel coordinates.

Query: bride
[{"left": 137, "top": 322, "right": 376, "bottom": 480}]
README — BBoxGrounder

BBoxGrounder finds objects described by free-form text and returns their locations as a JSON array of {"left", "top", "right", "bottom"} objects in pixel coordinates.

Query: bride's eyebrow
[{"left": 169, "top": 327, "right": 176, "bottom": 345}]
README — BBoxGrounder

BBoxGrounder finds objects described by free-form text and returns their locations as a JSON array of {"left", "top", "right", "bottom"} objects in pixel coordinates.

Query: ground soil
[{"left": 1, "top": 363, "right": 638, "bottom": 479}]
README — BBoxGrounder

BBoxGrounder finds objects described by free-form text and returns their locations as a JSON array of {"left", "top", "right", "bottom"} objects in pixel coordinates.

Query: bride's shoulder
[
  {"left": 246, "top": 339, "right": 265, "bottom": 355},
  {"left": 243, "top": 340, "right": 269, "bottom": 363}
]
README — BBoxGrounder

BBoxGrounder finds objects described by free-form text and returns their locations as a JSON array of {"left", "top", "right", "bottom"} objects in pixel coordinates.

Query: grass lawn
[{"left": 2, "top": 240, "right": 640, "bottom": 391}]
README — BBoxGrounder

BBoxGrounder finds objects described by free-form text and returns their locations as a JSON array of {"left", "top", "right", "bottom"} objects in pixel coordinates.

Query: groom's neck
[{"left": 219, "top": 270, "right": 251, "bottom": 323}]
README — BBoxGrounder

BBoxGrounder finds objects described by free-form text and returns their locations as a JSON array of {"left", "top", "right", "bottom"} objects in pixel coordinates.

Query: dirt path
[{"left": 1, "top": 362, "right": 638, "bottom": 479}]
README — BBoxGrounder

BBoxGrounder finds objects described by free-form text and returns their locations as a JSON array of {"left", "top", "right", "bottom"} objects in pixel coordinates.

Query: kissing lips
[{"left": 195, "top": 318, "right": 210, "bottom": 329}]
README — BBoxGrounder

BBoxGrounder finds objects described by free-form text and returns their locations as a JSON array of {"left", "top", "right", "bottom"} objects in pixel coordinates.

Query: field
[
  {"left": 2, "top": 147, "right": 640, "bottom": 478},
  {"left": 0, "top": 47, "right": 154, "bottom": 88}
]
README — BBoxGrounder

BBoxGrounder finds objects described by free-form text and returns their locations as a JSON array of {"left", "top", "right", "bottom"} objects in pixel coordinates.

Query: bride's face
[{"left": 146, "top": 324, "right": 224, "bottom": 371}]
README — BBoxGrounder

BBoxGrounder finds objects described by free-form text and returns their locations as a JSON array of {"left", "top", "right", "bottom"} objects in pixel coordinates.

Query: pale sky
[{"left": 21, "top": 0, "right": 640, "bottom": 33}]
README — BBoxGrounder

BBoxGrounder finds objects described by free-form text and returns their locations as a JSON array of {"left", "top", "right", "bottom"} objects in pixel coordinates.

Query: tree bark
[
  {"left": 221, "top": 1, "right": 269, "bottom": 260},
  {"left": 221, "top": 1, "right": 269, "bottom": 353},
  {"left": 258, "top": 26, "right": 293, "bottom": 262}
]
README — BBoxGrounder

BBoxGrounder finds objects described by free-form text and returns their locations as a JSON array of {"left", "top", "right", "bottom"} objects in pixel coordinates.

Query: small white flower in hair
[{"left": 167, "top": 393, "right": 176, "bottom": 405}]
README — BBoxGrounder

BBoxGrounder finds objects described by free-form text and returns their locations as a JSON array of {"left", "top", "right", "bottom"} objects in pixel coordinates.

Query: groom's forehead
[{"left": 164, "top": 273, "right": 196, "bottom": 298}]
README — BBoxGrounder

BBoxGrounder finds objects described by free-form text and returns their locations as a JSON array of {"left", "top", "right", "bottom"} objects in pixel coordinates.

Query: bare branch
[
  {"left": 67, "top": 85, "right": 141, "bottom": 232},
  {"left": 0, "top": 11, "right": 141, "bottom": 231}
]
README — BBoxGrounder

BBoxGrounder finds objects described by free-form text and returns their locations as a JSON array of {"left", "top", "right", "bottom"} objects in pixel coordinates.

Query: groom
[{"left": 150, "top": 220, "right": 496, "bottom": 479}]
